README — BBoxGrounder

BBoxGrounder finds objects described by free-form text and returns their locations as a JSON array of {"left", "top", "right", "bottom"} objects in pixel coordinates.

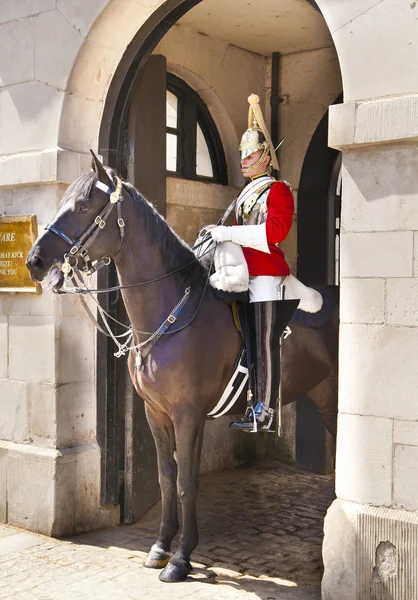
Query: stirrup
[{"left": 229, "top": 405, "right": 275, "bottom": 433}]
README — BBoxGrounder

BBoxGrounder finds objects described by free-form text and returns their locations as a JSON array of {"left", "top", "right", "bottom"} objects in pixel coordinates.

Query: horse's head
[{"left": 26, "top": 151, "right": 125, "bottom": 290}]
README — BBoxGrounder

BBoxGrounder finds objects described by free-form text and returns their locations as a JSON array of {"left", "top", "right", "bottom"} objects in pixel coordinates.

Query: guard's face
[{"left": 241, "top": 150, "right": 270, "bottom": 176}]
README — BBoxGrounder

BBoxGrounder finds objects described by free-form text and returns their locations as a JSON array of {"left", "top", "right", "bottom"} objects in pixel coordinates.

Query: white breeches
[
  {"left": 249, "top": 276, "right": 286, "bottom": 302},
  {"left": 249, "top": 274, "right": 323, "bottom": 313}
]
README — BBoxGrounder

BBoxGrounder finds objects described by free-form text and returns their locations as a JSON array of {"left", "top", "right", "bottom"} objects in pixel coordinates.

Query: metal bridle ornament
[{"left": 45, "top": 175, "right": 125, "bottom": 280}]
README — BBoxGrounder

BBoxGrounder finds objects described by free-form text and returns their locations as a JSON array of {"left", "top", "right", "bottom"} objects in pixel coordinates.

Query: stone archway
[
  {"left": 56, "top": 0, "right": 344, "bottom": 519},
  {"left": 54, "top": 4, "right": 418, "bottom": 600}
]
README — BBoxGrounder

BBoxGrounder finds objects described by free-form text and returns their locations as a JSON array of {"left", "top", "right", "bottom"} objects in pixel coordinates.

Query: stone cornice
[
  {"left": 329, "top": 94, "right": 418, "bottom": 150},
  {"left": 0, "top": 148, "right": 92, "bottom": 188}
]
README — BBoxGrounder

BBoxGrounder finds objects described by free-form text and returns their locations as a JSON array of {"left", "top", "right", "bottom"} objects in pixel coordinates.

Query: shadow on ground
[{"left": 68, "top": 461, "right": 334, "bottom": 599}]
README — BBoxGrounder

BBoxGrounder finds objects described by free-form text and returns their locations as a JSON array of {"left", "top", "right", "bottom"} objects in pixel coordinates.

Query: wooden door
[{"left": 123, "top": 55, "right": 167, "bottom": 522}]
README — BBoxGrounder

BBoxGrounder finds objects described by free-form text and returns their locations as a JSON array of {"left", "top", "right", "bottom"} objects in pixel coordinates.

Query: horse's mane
[
  {"left": 121, "top": 178, "right": 208, "bottom": 289},
  {"left": 60, "top": 170, "right": 97, "bottom": 206},
  {"left": 62, "top": 168, "right": 208, "bottom": 288}
]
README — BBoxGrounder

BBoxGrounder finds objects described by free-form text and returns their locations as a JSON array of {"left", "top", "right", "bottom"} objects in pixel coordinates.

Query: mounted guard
[{"left": 210, "top": 94, "right": 304, "bottom": 433}]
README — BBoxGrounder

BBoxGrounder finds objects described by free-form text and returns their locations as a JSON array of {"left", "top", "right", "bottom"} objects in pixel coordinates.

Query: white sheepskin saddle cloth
[
  {"left": 193, "top": 228, "right": 249, "bottom": 294},
  {"left": 210, "top": 241, "right": 249, "bottom": 293}
]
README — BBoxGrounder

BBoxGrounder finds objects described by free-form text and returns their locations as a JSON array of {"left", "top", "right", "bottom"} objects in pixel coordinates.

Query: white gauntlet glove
[
  {"left": 211, "top": 224, "right": 270, "bottom": 253},
  {"left": 210, "top": 226, "right": 232, "bottom": 244}
]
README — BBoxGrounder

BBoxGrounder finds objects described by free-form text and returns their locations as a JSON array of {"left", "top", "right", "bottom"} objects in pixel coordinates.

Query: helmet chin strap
[{"left": 241, "top": 146, "right": 270, "bottom": 176}]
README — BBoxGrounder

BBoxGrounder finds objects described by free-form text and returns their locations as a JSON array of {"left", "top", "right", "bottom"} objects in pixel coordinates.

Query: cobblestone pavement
[{"left": 0, "top": 461, "right": 335, "bottom": 600}]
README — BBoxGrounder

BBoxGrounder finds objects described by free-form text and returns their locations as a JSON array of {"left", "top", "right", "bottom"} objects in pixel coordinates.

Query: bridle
[
  {"left": 45, "top": 175, "right": 125, "bottom": 279},
  {"left": 44, "top": 173, "right": 215, "bottom": 362}
]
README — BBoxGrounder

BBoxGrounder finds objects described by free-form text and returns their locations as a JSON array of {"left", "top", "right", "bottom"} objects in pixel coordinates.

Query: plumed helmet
[{"left": 239, "top": 94, "right": 279, "bottom": 172}]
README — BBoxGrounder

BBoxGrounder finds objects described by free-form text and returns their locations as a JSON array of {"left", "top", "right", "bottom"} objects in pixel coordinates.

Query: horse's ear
[{"left": 90, "top": 149, "right": 112, "bottom": 184}]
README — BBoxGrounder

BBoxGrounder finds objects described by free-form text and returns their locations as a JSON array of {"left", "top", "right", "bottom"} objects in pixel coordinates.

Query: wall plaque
[{"left": 0, "top": 215, "right": 41, "bottom": 294}]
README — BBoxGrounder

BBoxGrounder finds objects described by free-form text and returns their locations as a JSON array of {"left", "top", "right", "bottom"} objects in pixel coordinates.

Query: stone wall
[
  {"left": 0, "top": 0, "right": 167, "bottom": 536},
  {"left": 319, "top": 2, "right": 418, "bottom": 586},
  {"left": 0, "top": 0, "right": 344, "bottom": 535}
]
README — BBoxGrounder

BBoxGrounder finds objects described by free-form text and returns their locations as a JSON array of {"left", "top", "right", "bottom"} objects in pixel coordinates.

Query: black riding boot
[{"left": 229, "top": 299, "right": 299, "bottom": 432}]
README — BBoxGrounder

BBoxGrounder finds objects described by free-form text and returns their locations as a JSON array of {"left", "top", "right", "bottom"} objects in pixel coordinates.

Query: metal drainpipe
[{"left": 270, "top": 52, "right": 282, "bottom": 179}]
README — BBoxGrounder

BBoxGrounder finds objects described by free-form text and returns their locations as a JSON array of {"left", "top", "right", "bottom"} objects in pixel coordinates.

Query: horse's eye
[{"left": 78, "top": 203, "right": 89, "bottom": 213}]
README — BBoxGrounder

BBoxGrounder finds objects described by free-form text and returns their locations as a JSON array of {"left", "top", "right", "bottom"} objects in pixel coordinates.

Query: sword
[
  {"left": 219, "top": 197, "right": 238, "bottom": 225},
  {"left": 277, "top": 283, "right": 286, "bottom": 437}
]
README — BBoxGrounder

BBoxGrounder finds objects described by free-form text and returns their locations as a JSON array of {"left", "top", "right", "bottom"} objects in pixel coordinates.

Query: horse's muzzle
[{"left": 26, "top": 246, "right": 46, "bottom": 282}]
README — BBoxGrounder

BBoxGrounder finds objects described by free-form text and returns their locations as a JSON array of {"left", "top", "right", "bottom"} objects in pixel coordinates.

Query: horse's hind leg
[
  {"left": 143, "top": 405, "right": 179, "bottom": 569},
  {"left": 308, "top": 373, "right": 338, "bottom": 437},
  {"left": 159, "top": 412, "right": 205, "bottom": 583}
]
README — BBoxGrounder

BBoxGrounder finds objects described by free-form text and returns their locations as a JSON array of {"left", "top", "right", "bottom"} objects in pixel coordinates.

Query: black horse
[{"left": 26, "top": 153, "right": 338, "bottom": 583}]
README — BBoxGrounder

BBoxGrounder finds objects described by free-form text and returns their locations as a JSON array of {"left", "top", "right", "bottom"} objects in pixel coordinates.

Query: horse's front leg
[
  {"left": 159, "top": 412, "right": 205, "bottom": 583},
  {"left": 143, "top": 404, "right": 179, "bottom": 569}
]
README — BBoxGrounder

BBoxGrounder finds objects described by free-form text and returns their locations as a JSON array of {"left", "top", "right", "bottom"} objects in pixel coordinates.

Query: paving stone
[
  {"left": 0, "top": 532, "right": 46, "bottom": 556},
  {"left": 0, "top": 461, "right": 333, "bottom": 599},
  {"left": 0, "top": 525, "right": 18, "bottom": 539}
]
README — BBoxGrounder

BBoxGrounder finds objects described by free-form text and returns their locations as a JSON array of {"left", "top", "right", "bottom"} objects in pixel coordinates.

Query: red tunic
[{"left": 239, "top": 181, "right": 294, "bottom": 277}]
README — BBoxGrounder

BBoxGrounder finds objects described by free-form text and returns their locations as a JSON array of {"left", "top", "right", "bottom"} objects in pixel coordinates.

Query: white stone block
[
  {"left": 0, "top": 149, "right": 90, "bottom": 188},
  {"left": 0, "top": 380, "right": 28, "bottom": 443},
  {"left": 414, "top": 232, "right": 418, "bottom": 277},
  {"left": 57, "top": 0, "right": 110, "bottom": 38},
  {"left": 324, "top": 499, "right": 418, "bottom": 600},
  {"left": 87, "top": 0, "right": 154, "bottom": 51},
  {"left": 27, "top": 383, "right": 56, "bottom": 447},
  {"left": 34, "top": 10, "right": 83, "bottom": 90},
  {"left": 0, "top": 83, "right": 64, "bottom": 154},
  {"left": 331, "top": 0, "right": 418, "bottom": 102},
  {"left": 8, "top": 316, "right": 56, "bottom": 383},
  {"left": 7, "top": 443, "right": 75, "bottom": 535},
  {"left": 341, "top": 144, "right": 418, "bottom": 231},
  {"left": 339, "top": 323, "right": 418, "bottom": 420},
  {"left": 67, "top": 39, "right": 120, "bottom": 102},
  {"left": 394, "top": 420, "right": 418, "bottom": 447},
  {"left": 4, "top": 441, "right": 118, "bottom": 535},
  {"left": 56, "top": 380, "right": 95, "bottom": 448},
  {"left": 355, "top": 97, "right": 418, "bottom": 146},
  {"left": 0, "top": 443, "right": 8, "bottom": 522},
  {"left": 57, "top": 316, "right": 95, "bottom": 384},
  {"left": 322, "top": 498, "right": 361, "bottom": 600},
  {"left": 54, "top": 292, "right": 92, "bottom": 318},
  {"left": 394, "top": 445, "right": 418, "bottom": 510},
  {"left": 0, "top": 317, "right": 7, "bottom": 379},
  {"left": 0, "top": 295, "right": 53, "bottom": 319},
  {"left": 0, "top": 18, "right": 34, "bottom": 86},
  {"left": 59, "top": 93, "right": 103, "bottom": 154},
  {"left": 72, "top": 443, "right": 119, "bottom": 533},
  {"left": 319, "top": 0, "right": 385, "bottom": 33},
  {"left": 29, "top": 293, "right": 54, "bottom": 317},
  {"left": 0, "top": 184, "right": 62, "bottom": 232},
  {"left": 340, "top": 232, "right": 413, "bottom": 278},
  {"left": 335, "top": 413, "right": 392, "bottom": 505},
  {"left": 2, "top": 296, "right": 28, "bottom": 317},
  {"left": 328, "top": 102, "right": 355, "bottom": 149},
  {"left": 340, "top": 278, "right": 384, "bottom": 324},
  {"left": 387, "top": 278, "right": 418, "bottom": 326},
  {"left": 0, "top": 0, "right": 55, "bottom": 23}
]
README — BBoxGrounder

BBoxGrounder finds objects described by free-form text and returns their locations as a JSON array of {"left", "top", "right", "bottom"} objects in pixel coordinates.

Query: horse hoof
[
  {"left": 144, "top": 547, "right": 172, "bottom": 569},
  {"left": 159, "top": 560, "right": 192, "bottom": 583}
]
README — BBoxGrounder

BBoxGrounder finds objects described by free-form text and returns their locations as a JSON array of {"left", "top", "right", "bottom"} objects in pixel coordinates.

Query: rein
[{"left": 45, "top": 173, "right": 216, "bottom": 358}]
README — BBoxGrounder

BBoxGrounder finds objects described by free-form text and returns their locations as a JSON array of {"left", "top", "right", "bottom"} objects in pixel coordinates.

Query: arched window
[{"left": 166, "top": 74, "right": 227, "bottom": 185}]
